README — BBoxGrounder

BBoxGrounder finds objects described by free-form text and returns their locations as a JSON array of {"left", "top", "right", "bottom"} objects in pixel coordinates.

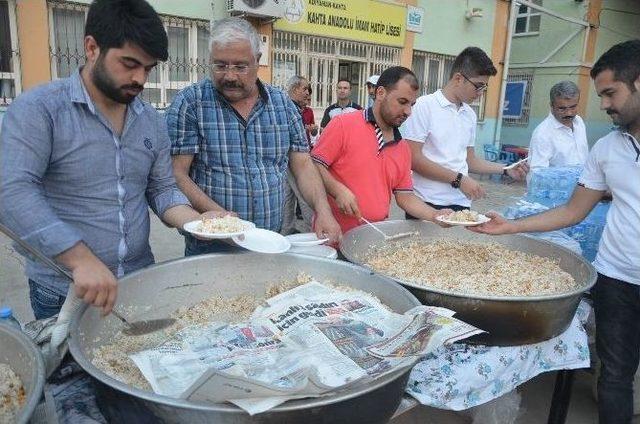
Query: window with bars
[
  {"left": 47, "top": 1, "right": 210, "bottom": 109},
  {"left": 0, "top": 0, "right": 20, "bottom": 105},
  {"left": 514, "top": 0, "right": 542, "bottom": 36},
  {"left": 412, "top": 50, "right": 486, "bottom": 121},
  {"left": 272, "top": 31, "right": 400, "bottom": 109},
  {"left": 502, "top": 72, "right": 534, "bottom": 126}
]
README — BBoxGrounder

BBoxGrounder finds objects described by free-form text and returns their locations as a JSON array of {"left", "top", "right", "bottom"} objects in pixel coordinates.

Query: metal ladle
[
  {"left": 359, "top": 217, "right": 417, "bottom": 241},
  {"left": 0, "top": 222, "right": 175, "bottom": 336}
]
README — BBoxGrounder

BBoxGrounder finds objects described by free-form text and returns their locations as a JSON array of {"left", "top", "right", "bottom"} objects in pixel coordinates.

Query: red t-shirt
[
  {"left": 311, "top": 110, "right": 413, "bottom": 234},
  {"left": 301, "top": 107, "right": 315, "bottom": 145}
]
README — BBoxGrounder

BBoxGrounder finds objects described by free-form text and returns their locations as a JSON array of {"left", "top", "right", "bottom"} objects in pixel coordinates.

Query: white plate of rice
[
  {"left": 436, "top": 210, "right": 491, "bottom": 227},
  {"left": 183, "top": 216, "right": 256, "bottom": 239}
]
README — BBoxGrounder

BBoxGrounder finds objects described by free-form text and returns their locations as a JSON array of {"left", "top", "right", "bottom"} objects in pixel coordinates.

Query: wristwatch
[{"left": 451, "top": 172, "right": 463, "bottom": 189}]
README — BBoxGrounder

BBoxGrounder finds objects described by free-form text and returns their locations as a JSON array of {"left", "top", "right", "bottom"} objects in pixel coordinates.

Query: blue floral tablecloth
[{"left": 406, "top": 300, "right": 591, "bottom": 410}]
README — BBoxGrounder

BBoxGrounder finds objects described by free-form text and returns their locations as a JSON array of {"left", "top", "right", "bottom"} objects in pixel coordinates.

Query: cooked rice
[
  {"left": 91, "top": 273, "right": 318, "bottom": 391},
  {"left": 198, "top": 215, "right": 245, "bottom": 233},
  {"left": 366, "top": 239, "right": 577, "bottom": 297},
  {"left": 446, "top": 210, "right": 481, "bottom": 222},
  {"left": 0, "top": 363, "right": 25, "bottom": 422}
]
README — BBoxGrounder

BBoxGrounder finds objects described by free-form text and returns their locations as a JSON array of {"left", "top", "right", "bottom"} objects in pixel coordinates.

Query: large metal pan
[
  {"left": 340, "top": 220, "right": 597, "bottom": 346},
  {"left": 68, "top": 253, "right": 421, "bottom": 424},
  {"left": 0, "top": 322, "right": 45, "bottom": 424}
]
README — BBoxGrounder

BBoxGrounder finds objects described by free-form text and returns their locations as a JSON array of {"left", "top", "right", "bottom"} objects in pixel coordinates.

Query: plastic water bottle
[{"left": 0, "top": 307, "right": 22, "bottom": 331}]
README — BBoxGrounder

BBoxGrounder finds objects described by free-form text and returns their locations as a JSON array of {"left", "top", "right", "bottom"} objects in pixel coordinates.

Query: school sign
[{"left": 275, "top": 0, "right": 407, "bottom": 47}]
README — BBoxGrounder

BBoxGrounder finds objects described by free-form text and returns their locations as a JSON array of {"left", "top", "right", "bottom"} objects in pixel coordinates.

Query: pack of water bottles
[
  {"left": 526, "top": 166, "right": 583, "bottom": 207},
  {"left": 503, "top": 180, "right": 611, "bottom": 262}
]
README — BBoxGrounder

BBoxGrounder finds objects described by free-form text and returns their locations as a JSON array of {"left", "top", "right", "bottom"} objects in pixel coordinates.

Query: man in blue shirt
[
  {"left": 0, "top": 0, "right": 205, "bottom": 319},
  {"left": 167, "top": 17, "right": 341, "bottom": 255}
]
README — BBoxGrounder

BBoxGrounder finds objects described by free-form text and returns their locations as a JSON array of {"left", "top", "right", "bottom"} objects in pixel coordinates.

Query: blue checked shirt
[
  {"left": 0, "top": 70, "right": 190, "bottom": 296},
  {"left": 166, "top": 79, "right": 308, "bottom": 232}
]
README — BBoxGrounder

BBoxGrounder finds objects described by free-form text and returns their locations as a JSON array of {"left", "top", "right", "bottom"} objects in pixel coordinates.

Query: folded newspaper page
[{"left": 130, "top": 281, "right": 482, "bottom": 414}]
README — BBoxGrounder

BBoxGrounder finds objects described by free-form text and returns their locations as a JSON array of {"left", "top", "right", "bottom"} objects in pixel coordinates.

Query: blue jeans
[
  {"left": 184, "top": 236, "right": 243, "bottom": 257},
  {"left": 593, "top": 273, "right": 640, "bottom": 424},
  {"left": 29, "top": 279, "right": 66, "bottom": 320}
]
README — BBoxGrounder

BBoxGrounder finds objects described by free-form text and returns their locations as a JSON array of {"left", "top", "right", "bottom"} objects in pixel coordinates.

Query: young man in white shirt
[
  {"left": 472, "top": 39, "right": 640, "bottom": 424},
  {"left": 403, "top": 47, "right": 528, "bottom": 215},
  {"left": 528, "top": 81, "right": 589, "bottom": 174}
]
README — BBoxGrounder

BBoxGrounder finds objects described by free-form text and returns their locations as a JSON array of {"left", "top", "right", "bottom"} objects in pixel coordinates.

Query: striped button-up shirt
[
  {"left": 166, "top": 78, "right": 308, "bottom": 233},
  {"left": 0, "top": 70, "right": 190, "bottom": 296}
]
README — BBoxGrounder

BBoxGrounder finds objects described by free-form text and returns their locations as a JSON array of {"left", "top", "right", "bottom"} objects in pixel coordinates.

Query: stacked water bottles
[{"left": 502, "top": 166, "right": 610, "bottom": 262}]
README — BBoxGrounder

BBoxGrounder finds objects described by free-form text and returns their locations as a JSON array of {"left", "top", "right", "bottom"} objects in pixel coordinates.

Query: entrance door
[{"left": 338, "top": 60, "right": 365, "bottom": 106}]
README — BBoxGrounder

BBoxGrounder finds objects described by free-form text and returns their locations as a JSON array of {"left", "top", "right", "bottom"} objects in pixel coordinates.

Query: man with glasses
[
  {"left": 403, "top": 47, "right": 528, "bottom": 214},
  {"left": 528, "top": 81, "right": 589, "bottom": 174},
  {"left": 471, "top": 40, "right": 640, "bottom": 424},
  {"left": 166, "top": 18, "right": 341, "bottom": 255}
]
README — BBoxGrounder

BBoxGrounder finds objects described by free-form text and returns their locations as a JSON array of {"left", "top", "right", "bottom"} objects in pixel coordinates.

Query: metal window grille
[
  {"left": 272, "top": 31, "right": 400, "bottom": 109},
  {"left": 47, "top": 1, "right": 210, "bottom": 109},
  {"left": 412, "top": 50, "right": 486, "bottom": 121},
  {"left": 0, "top": 0, "right": 20, "bottom": 105},
  {"left": 514, "top": 0, "right": 542, "bottom": 36},
  {"left": 502, "top": 71, "right": 534, "bottom": 126}
]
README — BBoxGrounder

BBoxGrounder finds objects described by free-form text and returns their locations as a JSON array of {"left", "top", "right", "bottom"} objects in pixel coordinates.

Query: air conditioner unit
[{"left": 226, "top": 0, "right": 285, "bottom": 19}]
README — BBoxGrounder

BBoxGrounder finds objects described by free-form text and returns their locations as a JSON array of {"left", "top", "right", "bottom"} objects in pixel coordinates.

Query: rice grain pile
[
  {"left": 366, "top": 239, "right": 577, "bottom": 296},
  {"left": 0, "top": 363, "right": 25, "bottom": 422},
  {"left": 198, "top": 215, "right": 245, "bottom": 234},
  {"left": 92, "top": 274, "right": 314, "bottom": 391}
]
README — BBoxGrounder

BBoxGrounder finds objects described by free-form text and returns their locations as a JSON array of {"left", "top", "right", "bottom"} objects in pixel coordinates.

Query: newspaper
[{"left": 130, "top": 281, "right": 482, "bottom": 414}]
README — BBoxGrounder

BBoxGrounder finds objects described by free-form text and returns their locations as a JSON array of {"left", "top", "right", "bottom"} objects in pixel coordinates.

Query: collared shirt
[
  {"left": 529, "top": 113, "right": 589, "bottom": 170},
  {"left": 320, "top": 101, "right": 362, "bottom": 128},
  {"left": 579, "top": 130, "right": 640, "bottom": 285},
  {"left": 312, "top": 108, "right": 412, "bottom": 233},
  {"left": 167, "top": 78, "right": 308, "bottom": 233},
  {"left": 403, "top": 89, "right": 477, "bottom": 207},
  {"left": 0, "top": 70, "right": 189, "bottom": 295}
]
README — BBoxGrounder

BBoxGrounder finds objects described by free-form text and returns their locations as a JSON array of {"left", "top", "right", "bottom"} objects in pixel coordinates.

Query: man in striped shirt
[
  {"left": 167, "top": 18, "right": 341, "bottom": 255},
  {"left": 312, "top": 67, "right": 450, "bottom": 234}
]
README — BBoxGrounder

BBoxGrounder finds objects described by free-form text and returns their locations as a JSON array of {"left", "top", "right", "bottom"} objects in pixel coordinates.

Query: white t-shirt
[
  {"left": 529, "top": 113, "right": 589, "bottom": 169},
  {"left": 403, "top": 90, "right": 477, "bottom": 207},
  {"left": 579, "top": 130, "right": 640, "bottom": 285}
]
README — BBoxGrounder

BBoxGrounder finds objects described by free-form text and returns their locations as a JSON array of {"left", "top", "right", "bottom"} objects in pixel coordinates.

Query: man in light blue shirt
[{"left": 0, "top": 0, "right": 204, "bottom": 319}]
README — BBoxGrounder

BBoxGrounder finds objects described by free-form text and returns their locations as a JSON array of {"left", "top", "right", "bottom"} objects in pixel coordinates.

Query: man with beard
[
  {"left": 528, "top": 81, "right": 589, "bottom": 175},
  {"left": 403, "top": 47, "right": 528, "bottom": 214},
  {"left": 0, "top": 0, "right": 205, "bottom": 319},
  {"left": 167, "top": 18, "right": 341, "bottom": 255},
  {"left": 311, "top": 66, "right": 451, "bottom": 234},
  {"left": 471, "top": 40, "right": 640, "bottom": 424}
]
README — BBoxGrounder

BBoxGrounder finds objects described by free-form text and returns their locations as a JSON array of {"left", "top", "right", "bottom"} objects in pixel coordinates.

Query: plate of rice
[
  {"left": 183, "top": 215, "right": 256, "bottom": 239},
  {"left": 435, "top": 210, "right": 491, "bottom": 227}
]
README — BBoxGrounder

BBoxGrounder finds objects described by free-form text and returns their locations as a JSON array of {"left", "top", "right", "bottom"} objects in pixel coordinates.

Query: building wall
[
  {"left": 501, "top": 0, "right": 640, "bottom": 147},
  {"left": 413, "top": 0, "right": 496, "bottom": 55}
]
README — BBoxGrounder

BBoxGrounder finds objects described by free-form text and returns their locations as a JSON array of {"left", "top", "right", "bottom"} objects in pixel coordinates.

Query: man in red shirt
[{"left": 312, "top": 66, "right": 450, "bottom": 234}]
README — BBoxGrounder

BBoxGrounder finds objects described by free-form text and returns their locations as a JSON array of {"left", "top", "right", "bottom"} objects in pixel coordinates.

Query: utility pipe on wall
[{"left": 494, "top": 0, "right": 518, "bottom": 146}]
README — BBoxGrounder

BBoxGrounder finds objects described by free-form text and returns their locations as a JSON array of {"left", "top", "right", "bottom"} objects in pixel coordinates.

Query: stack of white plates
[{"left": 286, "top": 233, "right": 337, "bottom": 259}]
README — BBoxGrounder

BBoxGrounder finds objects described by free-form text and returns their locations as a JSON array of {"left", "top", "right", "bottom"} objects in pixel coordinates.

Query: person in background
[
  {"left": 320, "top": 79, "right": 362, "bottom": 129},
  {"left": 402, "top": 47, "right": 528, "bottom": 215},
  {"left": 471, "top": 39, "right": 640, "bottom": 424},
  {"left": 282, "top": 75, "right": 316, "bottom": 234},
  {"left": 528, "top": 81, "right": 589, "bottom": 178},
  {"left": 167, "top": 18, "right": 341, "bottom": 254},
  {"left": 0, "top": 0, "right": 206, "bottom": 319},
  {"left": 312, "top": 66, "right": 451, "bottom": 235},
  {"left": 366, "top": 74, "right": 380, "bottom": 108}
]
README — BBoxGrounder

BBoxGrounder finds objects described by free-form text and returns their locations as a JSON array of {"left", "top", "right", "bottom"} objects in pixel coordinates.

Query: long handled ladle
[
  {"left": 359, "top": 217, "right": 417, "bottom": 241},
  {"left": 0, "top": 222, "right": 175, "bottom": 336}
]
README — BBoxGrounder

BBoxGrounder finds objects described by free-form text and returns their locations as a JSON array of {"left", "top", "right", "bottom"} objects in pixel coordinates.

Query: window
[
  {"left": 48, "top": 1, "right": 210, "bottom": 109},
  {"left": 514, "top": 0, "right": 542, "bottom": 36},
  {"left": 503, "top": 72, "right": 534, "bottom": 126},
  {"left": 412, "top": 50, "right": 486, "bottom": 121},
  {"left": 0, "top": 0, "right": 20, "bottom": 105}
]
